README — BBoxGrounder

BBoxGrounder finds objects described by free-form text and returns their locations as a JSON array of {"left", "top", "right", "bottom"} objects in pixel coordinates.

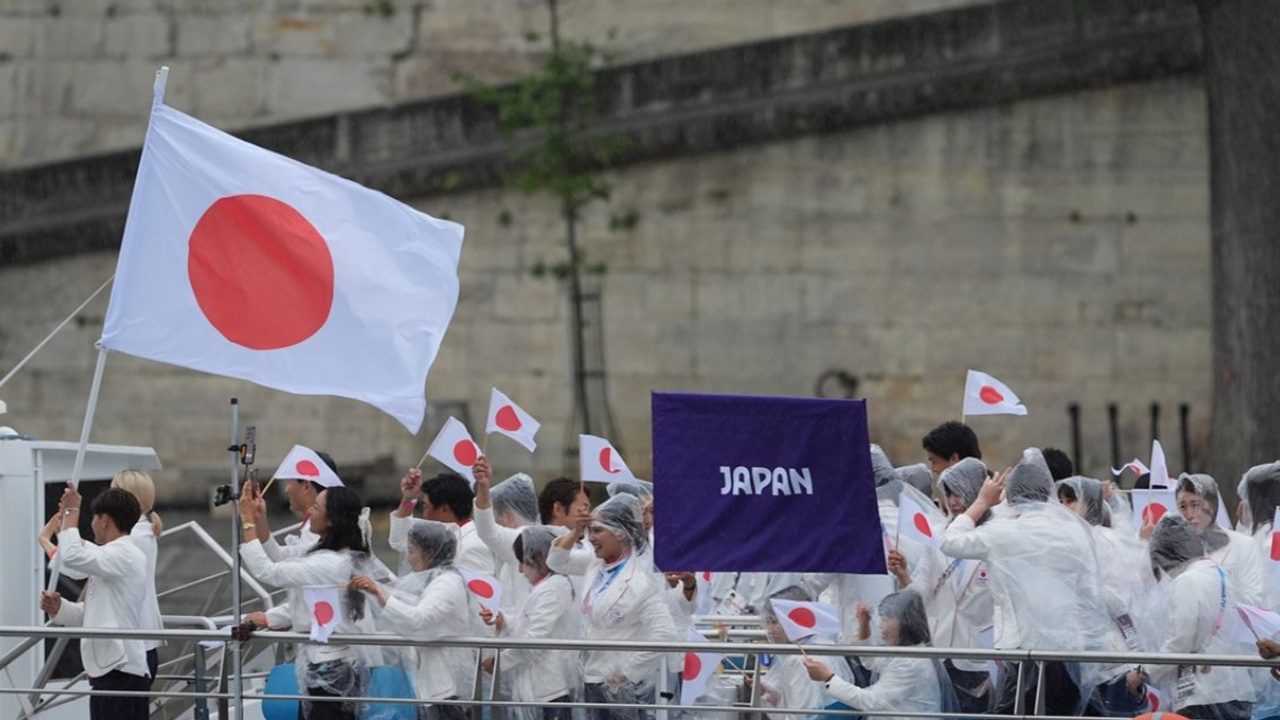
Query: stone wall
[
  {"left": 0, "top": 75, "right": 1211, "bottom": 503},
  {"left": 0, "top": 0, "right": 989, "bottom": 168}
]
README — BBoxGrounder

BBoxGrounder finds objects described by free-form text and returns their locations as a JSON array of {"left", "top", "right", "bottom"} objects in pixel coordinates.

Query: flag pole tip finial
[{"left": 154, "top": 66, "right": 170, "bottom": 105}]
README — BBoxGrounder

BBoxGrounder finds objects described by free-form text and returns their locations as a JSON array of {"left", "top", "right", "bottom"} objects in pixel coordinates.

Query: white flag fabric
[
  {"left": 485, "top": 388, "right": 540, "bottom": 452},
  {"left": 769, "top": 598, "right": 841, "bottom": 642},
  {"left": 1131, "top": 489, "right": 1175, "bottom": 528},
  {"left": 271, "top": 444, "right": 343, "bottom": 489},
  {"left": 1111, "top": 458, "right": 1149, "bottom": 478},
  {"left": 99, "top": 90, "right": 463, "bottom": 434},
  {"left": 680, "top": 627, "right": 722, "bottom": 705},
  {"left": 1269, "top": 508, "right": 1280, "bottom": 587},
  {"left": 579, "top": 434, "right": 638, "bottom": 485},
  {"left": 1232, "top": 603, "right": 1280, "bottom": 644},
  {"left": 1148, "top": 439, "right": 1172, "bottom": 488},
  {"left": 427, "top": 417, "right": 482, "bottom": 485},
  {"left": 458, "top": 567, "right": 504, "bottom": 615},
  {"left": 962, "top": 370, "right": 1028, "bottom": 417},
  {"left": 896, "top": 492, "right": 941, "bottom": 549},
  {"left": 302, "top": 585, "right": 342, "bottom": 643}
]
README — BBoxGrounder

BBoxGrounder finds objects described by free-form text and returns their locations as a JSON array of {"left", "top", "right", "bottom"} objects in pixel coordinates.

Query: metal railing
[{"left": 1, "top": 623, "right": 1277, "bottom": 720}]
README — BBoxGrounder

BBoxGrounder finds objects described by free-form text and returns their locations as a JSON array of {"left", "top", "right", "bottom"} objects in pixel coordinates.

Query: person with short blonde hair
[{"left": 110, "top": 469, "right": 164, "bottom": 683}]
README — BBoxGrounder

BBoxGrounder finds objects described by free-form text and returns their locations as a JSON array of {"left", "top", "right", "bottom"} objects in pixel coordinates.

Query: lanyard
[
  {"left": 934, "top": 558, "right": 964, "bottom": 594},
  {"left": 1207, "top": 565, "right": 1228, "bottom": 639},
  {"left": 584, "top": 558, "right": 628, "bottom": 616}
]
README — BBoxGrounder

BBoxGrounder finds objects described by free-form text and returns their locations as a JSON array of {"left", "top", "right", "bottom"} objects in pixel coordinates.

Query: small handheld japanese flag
[
  {"left": 303, "top": 585, "right": 342, "bottom": 643},
  {"left": 1231, "top": 603, "right": 1280, "bottom": 644},
  {"left": 897, "top": 493, "right": 941, "bottom": 549},
  {"left": 680, "top": 627, "right": 723, "bottom": 705},
  {"left": 1111, "top": 458, "right": 1149, "bottom": 478},
  {"left": 580, "top": 435, "right": 638, "bottom": 485},
  {"left": 458, "top": 567, "right": 503, "bottom": 615},
  {"left": 485, "top": 388, "right": 540, "bottom": 452},
  {"left": 272, "top": 444, "right": 343, "bottom": 488},
  {"left": 962, "top": 370, "right": 1028, "bottom": 417},
  {"left": 427, "top": 417, "right": 482, "bottom": 485},
  {"left": 1149, "top": 439, "right": 1171, "bottom": 489},
  {"left": 769, "top": 598, "right": 841, "bottom": 642},
  {"left": 1131, "top": 489, "right": 1175, "bottom": 528}
]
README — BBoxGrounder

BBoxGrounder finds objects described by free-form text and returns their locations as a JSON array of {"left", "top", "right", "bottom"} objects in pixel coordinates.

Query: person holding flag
[
  {"left": 392, "top": 468, "right": 495, "bottom": 574},
  {"left": 238, "top": 482, "right": 373, "bottom": 720},
  {"left": 246, "top": 446, "right": 343, "bottom": 562},
  {"left": 350, "top": 519, "right": 478, "bottom": 720},
  {"left": 468, "top": 459, "right": 541, "bottom": 610},
  {"left": 755, "top": 586, "right": 854, "bottom": 719},
  {"left": 802, "top": 590, "right": 955, "bottom": 720},
  {"left": 886, "top": 457, "right": 994, "bottom": 714},
  {"left": 548, "top": 493, "right": 678, "bottom": 720},
  {"left": 478, "top": 525, "right": 580, "bottom": 720},
  {"left": 1242, "top": 463, "right": 1280, "bottom": 574}
]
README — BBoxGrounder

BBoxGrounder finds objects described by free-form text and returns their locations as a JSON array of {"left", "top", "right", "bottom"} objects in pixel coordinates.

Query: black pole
[
  {"left": 1180, "top": 403, "right": 1192, "bottom": 473},
  {"left": 1150, "top": 402, "right": 1161, "bottom": 444},
  {"left": 1108, "top": 403, "right": 1121, "bottom": 471},
  {"left": 1068, "top": 403, "right": 1082, "bottom": 473}
]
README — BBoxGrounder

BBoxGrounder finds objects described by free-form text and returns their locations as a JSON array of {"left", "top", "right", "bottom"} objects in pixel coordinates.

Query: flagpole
[
  {"left": 414, "top": 447, "right": 431, "bottom": 470},
  {"left": 0, "top": 275, "right": 113, "bottom": 394}
]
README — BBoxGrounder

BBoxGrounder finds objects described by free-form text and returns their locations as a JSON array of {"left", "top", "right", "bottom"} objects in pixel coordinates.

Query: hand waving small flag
[
  {"left": 427, "top": 417, "right": 482, "bottom": 485},
  {"left": 769, "top": 598, "right": 841, "bottom": 642},
  {"left": 271, "top": 444, "right": 343, "bottom": 488},
  {"left": 897, "top": 492, "right": 941, "bottom": 549},
  {"left": 485, "top": 388, "right": 540, "bottom": 452},
  {"left": 962, "top": 370, "right": 1028, "bottom": 417},
  {"left": 303, "top": 585, "right": 342, "bottom": 643},
  {"left": 458, "top": 567, "right": 504, "bottom": 615}
]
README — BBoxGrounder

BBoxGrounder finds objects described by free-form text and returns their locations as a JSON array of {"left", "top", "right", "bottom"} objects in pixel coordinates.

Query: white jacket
[
  {"left": 824, "top": 654, "right": 943, "bottom": 720},
  {"left": 1209, "top": 530, "right": 1268, "bottom": 607},
  {"left": 547, "top": 546, "right": 677, "bottom": 684},
  {"left": 52, "top": 528, "right": 150, "bottom": 679},
  {"left": 472, "top": 506, "right": 533, "bottom": 610},
  {"left": 758, "top": 642, "right": 852, "bottom": 720},
  {"left": 906, "top": 545, "right": 992, "bottom": 672},
  {"left": 238, "top": 539, "right": 358, "bottom": 665},
  {"left": 130, "top": 516, "right": 164, "bottom": 651},
  {"left": 498, "top": 573, "right": 579, "bottom": 702},
  {"left": 263, "top": 518, "right": 319, "bottom": 561},
  {"left": 379, "top": 570, "right": 471, "bottom": 701},
  {"left": 1151, "top": 558, "right": 1255, "bottom": 709}
]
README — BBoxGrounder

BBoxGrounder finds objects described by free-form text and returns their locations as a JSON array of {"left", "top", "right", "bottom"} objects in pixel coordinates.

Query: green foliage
[{"left": 363, "top": 0, "right": 395, "bottom": 18}]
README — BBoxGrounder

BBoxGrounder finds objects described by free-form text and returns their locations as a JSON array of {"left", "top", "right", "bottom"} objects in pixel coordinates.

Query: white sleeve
[
  {"left": 907, "top": 546, "right": 943, "bottom": 601},
  {"left": 1231, "top": 537, "right": 1269, "bottom": 607},
  {"left": 52, "top": 599, "right": 85, "bottom": 627},
  {"left": 1149, "top": 576, "right": 1205, "bottom": 686},
  {"left": 262, "top": 536, "right": 286, "bottom": 562},
  {"left": 547, "top": 545, "right": 594, "bottom": 576},
  {"left": 265, "top": 602, "right": 293, "bottom": 630},
  {"left": 379, "top": 575, "right": 467, "bottom": 639},
  {"left": 388, "top": 513, "right": 411, "bottom": 554},
  {"left": 56, "top": 529, "right": 137, "bottom": 579},
  {"left": 501, "top": 578, "right": 573, "bottom": 670},
  {"left": 238, "top": 540, "right": 346, "bottom": 588},
  {"left": 474, "top": 507, "right": 521, "bottom": 567},
  {"left": 823, "top": 660, "right": 919, "bottom": 711},
  {"left": 939, "top": 515, "right": 992, "bottom": 560}
]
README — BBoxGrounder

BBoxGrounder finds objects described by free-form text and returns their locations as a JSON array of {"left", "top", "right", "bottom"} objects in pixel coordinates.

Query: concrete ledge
[{"left": 0, "top": 0, "right": 1201, "bottom": 265}]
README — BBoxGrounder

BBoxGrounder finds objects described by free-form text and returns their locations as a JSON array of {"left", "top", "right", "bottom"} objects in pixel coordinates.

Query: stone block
[
  {"left": 265, "top": 58, "right": 388, "bottom": 119},
  {"left": 0, "top": 17, "right": 37, "bottom": 58},
  {"left": 329, "top": 12, "right": 413, "bottom": 57},
  {"left": 190, "top": 56, "right": 269, "bottom": 119},
  {"left": 0, "top": 63, "right": 18, "bottom": 117},
  {"left": 103, "top": 13, "right": 172, "bottom": 58},
  {"left": 492, "top": 274, "right": 562, "bottom": 322},
  {"left": 251, "top": 14, "right": 334, "bottom": 57},
  {"left": 35, "top": 17, "right": 105, "bottom": 57},
  {"left": 175, "top": 14, "right": 251, "bottom": 56}
]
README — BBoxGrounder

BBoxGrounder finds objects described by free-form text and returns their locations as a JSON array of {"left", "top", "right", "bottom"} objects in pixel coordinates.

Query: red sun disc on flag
[
  {"left": 296, "top": 460, "right": 320, "bottom": 477},
  {"left": 1147, "top": 691, "right": 1160, "bottom": 711},
  {"left": 599, "top": 447, "right": 620, "bottom": 474},
  {"left": 313, "top": 600, "right": 335, "bottom": 626},
  {"left": 188, "top": 194, "right": 335, "bottom": 350},
  {"left": 1143, "top": 503, "right": 1168, "bottom": 525},
  {"left": 1271, "top": 534, "right": 1280, "bottom": 562},
  {"left": 701, "top": 571, "right": 712, "bottom": 582},
  {"left": 787, "top": 607, "right": 817, "bottom": 628},
  {"left": 495, "top": 405, "right": 522, "bottom": 432},
  {"left": 979, "top": 386, "right": 1005, "bottom": 405},
  {"left": 467, "top": 579, "right": 495, "bottom": 599},
  {"left": 453, "top": 440, "right": 479, "bottom": 467},
  {"left": 683, "top": 653, "right": 702, "bottom": 679},
  {"left": 913, "top": 513, "right": 932, "bottom": 537}
]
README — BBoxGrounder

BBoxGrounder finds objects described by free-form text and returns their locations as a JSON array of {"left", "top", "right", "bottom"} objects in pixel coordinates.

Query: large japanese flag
[
  {"left": 962, "top": 370, "right": 1028, "bottom": 417},
  {"left": 580, "top": 434, "right": 639, "bottom": 485},
  {"left": 99, "top": 86, "right": 463, "bottom": 434}
]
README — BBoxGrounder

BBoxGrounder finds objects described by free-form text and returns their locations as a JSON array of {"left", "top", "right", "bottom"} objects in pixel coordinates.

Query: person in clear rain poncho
[
  {"left": 1141, "top": 515, "right": 1255, "bottom": 720},
  {"left": 548, "top": 492, "right": 678, "bottom": 720},
  {"left": 755, "top": 586, "right": 855, "bottom": 720},
  {"left": 1057, "top": 476, "right": 1160, "bottom": 716},
  {"left": 887, "top": 456, "right": 994, "bottom": 714},
  {"left": 472, "top": 459, "right": 542, "bottom": 611},
  {"left": 1242, "top": 462, "right": 1280, "bottom": 566},
  {"left": 803, "top": 590, "right": 955, "bottom": 720},
  {"left": 939, "top": 448, "right": 1111, "bottom": 716},
  {"left": 1175, "top": 473, "right": 1269, "bottom": 607},
  {"left": 350, "top": 518, "right": 478, "bottom": 720},
  {"left": 239, "top": 484, "right": 373, "bottom": 720},
  {"left": 895, "top": 463, "right": 935, "bottom": 498},
  {"left": 480, "top": 525, "right": 580, "bottom": 720}
]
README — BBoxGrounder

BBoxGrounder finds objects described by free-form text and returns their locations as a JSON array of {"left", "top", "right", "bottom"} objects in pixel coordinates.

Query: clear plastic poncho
[
  {"left": 939, "top": 457, "right": 987, "bottom": 510},
  {"left": 895, "top": 463, "right": 935, "bottom": 498},
  {"left": 495, "top": 526, "right": 581, "bottom": 720},
  {"left": 758, "top": 586, "right": 855, "bottom": 719},
  {"left": 1244, "top": 461, "right": 1280, "bottom": 537},
  {"left": 491, "top": 473, "right": 539, "bottom": 527},
  {"left": 606, "top": 479, "right": 654, "bottom": 499},
  {"left": 593, "top": 493, "right": 650, "bottom": 557}
]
